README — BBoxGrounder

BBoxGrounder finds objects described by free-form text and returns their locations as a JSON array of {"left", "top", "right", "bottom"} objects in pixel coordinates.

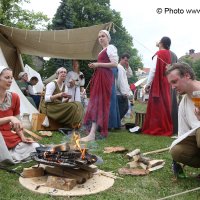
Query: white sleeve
[
  {"left": 79, "top": 72, "right": 85, "bottom": 86},
  {"left": 126, "top": 66, "right": 133, "bottom": 78},
  {"left": 45, "top": 82, "right": 56, "bottom": 102},
  {"left": 106, "top": 45, "right": 119, "bottom": 64},
  {"left": 146, "top": 55, "right": 157, "bottom": 86},
  {"left": 117, "top": 65, "right": 130, "bottom": 95},
  {"left": 28, "top": 85, "right": 35, "bottom": 95},
  {"left": 178, "top": 97, "right": 190, "bottom": 137}
]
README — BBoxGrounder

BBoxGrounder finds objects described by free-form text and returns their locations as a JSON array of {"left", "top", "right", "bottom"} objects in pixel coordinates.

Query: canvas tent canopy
[{"left": 0, "top": 22, "right": 112, "bottom": 115}]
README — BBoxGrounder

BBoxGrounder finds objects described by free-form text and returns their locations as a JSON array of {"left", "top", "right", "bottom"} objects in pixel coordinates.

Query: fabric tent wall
[
  {"left": 0, "top": 33, "right": 24, "bottom": 78},
  {"left": 0, "top": 23, "right": 112, "bottom": 60},
  {"left": 0, "top": 48, "right": 38, "bottom": 116},
  {"left": 24, "top": 64, "right": 44, "bottom": 93}
]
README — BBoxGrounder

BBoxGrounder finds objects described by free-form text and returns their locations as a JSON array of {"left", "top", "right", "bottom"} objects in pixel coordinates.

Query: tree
[
  {"left": 192, "top": 59, "right": 200, "bottom": 80},
  {"left": 44, "top": 0, "right": 142, "bottom": 83},
  {"left": 0, "top": 0, "right": 49, "bottom": 29},
  {"left": 179, "top": 55, "right": 200, "bottom": 80},
  {"left": 0, "top": 0, "right": 49, "bottom": 71}
]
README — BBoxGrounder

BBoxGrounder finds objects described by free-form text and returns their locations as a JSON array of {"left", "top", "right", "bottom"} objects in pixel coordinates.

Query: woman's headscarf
[
  {"left": 99, "top": 30, "right": 111, "bottom": 42},
  {"left": 18, "top": 72, "right": 27, "bottom": 79}
]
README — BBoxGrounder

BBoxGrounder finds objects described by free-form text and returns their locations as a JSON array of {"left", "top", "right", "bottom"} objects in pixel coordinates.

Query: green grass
[{"left": 0, "top": 102, "right": 199, "bottom": 200}]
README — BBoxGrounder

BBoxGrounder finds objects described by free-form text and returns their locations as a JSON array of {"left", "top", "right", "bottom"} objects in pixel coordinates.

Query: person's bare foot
[{"left": 80, "top": 135, "right": 95, "bottom": 142}]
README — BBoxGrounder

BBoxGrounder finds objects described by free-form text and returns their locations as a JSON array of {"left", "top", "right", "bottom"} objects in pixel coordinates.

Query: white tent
[{"left": 0, "top": 22, "right": 111, "bottom": 115}]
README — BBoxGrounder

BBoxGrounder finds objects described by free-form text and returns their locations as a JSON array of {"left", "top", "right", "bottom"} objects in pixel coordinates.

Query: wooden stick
[
  {"left": 143, "top": 147, "right": 170, "bottom": 156},
  {"left": 157, "top": 187, "right": 200, "bottom": 200},
  {"left": 24, "top": 128, "right": 42, "bottom": 140}
]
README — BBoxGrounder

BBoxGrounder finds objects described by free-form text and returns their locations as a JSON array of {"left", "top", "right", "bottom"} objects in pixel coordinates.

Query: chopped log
[
  {"left": 148, "top": 160, "right": 165, "bottom": 168},
  {"left": 126, "top": 149, "right": 140, "bottom": 158},
  {"left": 22, "top": 167, "right": 44, "bottom": 178},
  {"left": 127, "top": 161, "right": 139, "bottom": 168},
  {"left": 132, "top": 154, "right": 141, "bottom": 162},
  {"left": 138, "top": 156, "right": 150, "bottom": 166},
  {"left": 23, "top": 128, "right": 42, "bottom": 140},
  {"left": 148, "top": 164, "right": 164, "bottom": 172},
  {"left": 46, "top": 176, "right": 76, "bottom": 191},
  {"left": 139, "top": 162, "right": 148, "bottom": 170},
  {"left": 45, "top": 166, "right": 86, "bottom": 184}
]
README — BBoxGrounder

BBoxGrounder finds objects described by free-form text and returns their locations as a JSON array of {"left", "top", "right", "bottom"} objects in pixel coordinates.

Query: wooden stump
[{"left": 46, "top": 176, "right": 76, "bottom": 191}]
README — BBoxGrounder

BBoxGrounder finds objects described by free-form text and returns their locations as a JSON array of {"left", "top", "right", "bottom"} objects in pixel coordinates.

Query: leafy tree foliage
[
  {"left": 180, "top": 56, "right": 200, "bottom": 80},
  {"left": 44, "top": 0, "right": 142, "bottom": 83},
  {"left": 0, "top": 0, "right": 48, "bottom": 29},
  {"left": 0, "top": 0, "right": 49, "bottom": 71}
]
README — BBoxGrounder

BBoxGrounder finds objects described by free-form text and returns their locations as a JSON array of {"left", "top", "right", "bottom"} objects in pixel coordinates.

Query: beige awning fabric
[{"left": 0, "top": 22, "right": 112, "bottom": 60}]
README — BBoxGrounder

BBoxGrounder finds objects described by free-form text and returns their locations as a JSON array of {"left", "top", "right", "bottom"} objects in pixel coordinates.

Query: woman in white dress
[{"left": 66, "top": 60, "right": 85, "bottom": 102}]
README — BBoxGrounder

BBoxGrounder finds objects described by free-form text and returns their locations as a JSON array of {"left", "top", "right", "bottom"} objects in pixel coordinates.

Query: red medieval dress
[
  {"left": 84, "top": 48, "right": 114, "bottom": 137},
  {"left": 0, "top": 92, "right": 22, "bottom": 148},
  {"left": 142, "top": 50, "right": 173, "bottom": 136}
]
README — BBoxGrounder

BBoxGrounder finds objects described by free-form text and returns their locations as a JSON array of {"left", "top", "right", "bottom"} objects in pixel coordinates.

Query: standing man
[
  {"left": 166, "top": 62, "right": 200, "bottom": 169},
  {"left": 116, "top": 53, "right": 133, "bottom": 120}
]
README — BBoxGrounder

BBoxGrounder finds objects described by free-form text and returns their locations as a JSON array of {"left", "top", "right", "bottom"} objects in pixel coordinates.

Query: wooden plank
[
  {"left": 22, "top": 167, "right": 44, "bottom": 178},
  {"left": 23, "top": 128, "right": 42, "bottom": 140}
]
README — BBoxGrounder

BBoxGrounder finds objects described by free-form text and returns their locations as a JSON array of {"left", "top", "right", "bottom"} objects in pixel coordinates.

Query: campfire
[{"left": 31, "top": 130, "right": 97, "bottom": 168}]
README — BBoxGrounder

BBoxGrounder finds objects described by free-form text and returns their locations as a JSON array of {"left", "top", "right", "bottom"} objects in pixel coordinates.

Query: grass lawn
[{"left": 0, "top": 102, "right": 199, "bottom": 200}]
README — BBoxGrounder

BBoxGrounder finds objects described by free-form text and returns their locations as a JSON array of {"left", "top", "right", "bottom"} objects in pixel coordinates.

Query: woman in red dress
[
  {"left": 0, "top": 67, "right": 39, "bottom": 164},
  {"left": 142, "top": 37, "right": 173, "bottom": 136},
  {"left": 81, "top": 30, "right": 119, "bottom": 142}
]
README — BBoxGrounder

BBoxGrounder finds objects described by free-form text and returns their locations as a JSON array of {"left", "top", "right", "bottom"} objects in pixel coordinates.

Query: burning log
[
  {"left": 52, "top": 143, "right": 70, "bottom": 152},
  {"left": 46, "top": 176, "right": 76, "bottom": 191}
]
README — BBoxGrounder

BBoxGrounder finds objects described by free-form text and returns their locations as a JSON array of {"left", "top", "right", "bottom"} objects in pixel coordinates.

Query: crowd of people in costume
[{"left": 0, "top": 30, "right": 199, "bottom": 181}]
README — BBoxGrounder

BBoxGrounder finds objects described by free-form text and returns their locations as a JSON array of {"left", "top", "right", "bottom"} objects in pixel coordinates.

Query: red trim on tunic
[
  {"left": 0, "top": 92, "right": 22, "bottom": 148},
  {"left": 142, "top": 50, "right": 173, "bottom": 136},
  {"left": 84, "top": 48, "right": 114, "bottom": 136}
]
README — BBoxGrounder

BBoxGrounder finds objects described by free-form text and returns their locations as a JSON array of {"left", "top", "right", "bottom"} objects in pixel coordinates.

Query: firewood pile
[
  {"left": 22, "top": 164, "right": 98, "bottom": 191},
  {"left": 118, "top": 149, "right": 165, "bottom": 176}
]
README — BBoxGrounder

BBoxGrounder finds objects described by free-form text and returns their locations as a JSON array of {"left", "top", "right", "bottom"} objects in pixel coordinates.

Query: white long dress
[{"left": 66, "top": 71, "right": 85, "bottom": 102}]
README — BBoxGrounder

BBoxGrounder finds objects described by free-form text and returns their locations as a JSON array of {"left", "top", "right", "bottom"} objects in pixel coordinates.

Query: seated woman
[
  {"left": 0, "top": 67, "right": 39, "bottom": 164},
  {"left": 16, "top": 72, "right": 37, "bottom": 108},
  {"left": 40, "top": 67, "right": 83, "bottom": 128}
]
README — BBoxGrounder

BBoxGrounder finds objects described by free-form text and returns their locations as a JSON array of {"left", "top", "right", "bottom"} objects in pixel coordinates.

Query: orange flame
[{"left": 71, "top": 131, "right": 86, "bottom": 160}]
